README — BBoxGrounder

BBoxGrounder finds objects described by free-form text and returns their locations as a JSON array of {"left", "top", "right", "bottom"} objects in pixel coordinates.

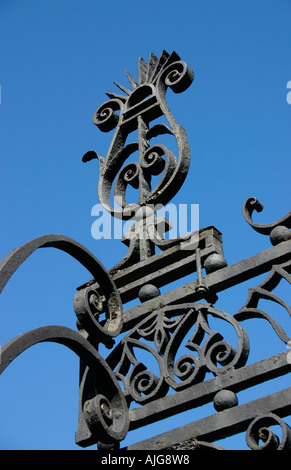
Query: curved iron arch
[
  {"left": 0, "top": 325, "right": 129, "bottom": 444},
  {"left": 0, "top": 234, "right": 123, "bottom": 341}
]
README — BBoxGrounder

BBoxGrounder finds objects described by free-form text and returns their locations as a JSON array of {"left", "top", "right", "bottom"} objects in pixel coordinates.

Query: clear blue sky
[{"left": 0, "top": 0, "right": 290, "bottom": 450}]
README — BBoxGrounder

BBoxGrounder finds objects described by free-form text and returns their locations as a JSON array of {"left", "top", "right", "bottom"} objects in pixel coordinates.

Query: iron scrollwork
[
  {"left": 0, "top": 325, "right": 129, "bottom": 446},
  {"left": 107, "top": 303, "right": 249, "bottom": 405},
  {"left": 0, "top": 234, "right": 129, "bottom": 446},
  {"left": 82, "top": 51, "right": 195, "bottom": 271},
  {"left": 83, "top": 50, "right": 194, "bottom": 222},
  {"left": 243, "top": 197, "right": 291, "bottom": 245},
  {"left": 246, "top": 413, "right": 291, "bottom": 450},
  {"left": 1, "top": 51, "right": 291, "bottom": 450},
  {"left": 234, "top": 259, "right": 291, "bottom": 349},
  {"left": 0, "top": 234, "right": 123, "bottom": 343}
]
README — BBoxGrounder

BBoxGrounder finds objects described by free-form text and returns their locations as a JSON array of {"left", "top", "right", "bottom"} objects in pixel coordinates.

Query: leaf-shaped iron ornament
[{"left": 83, "top": 50, "right": 194, "bottom": 220}]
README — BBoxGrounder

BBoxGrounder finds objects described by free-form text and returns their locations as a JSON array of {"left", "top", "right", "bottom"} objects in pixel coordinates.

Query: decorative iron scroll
[
  {"left": 0, "top": 234, "right": 123, "bottom": 342},
  {"left": 245, "top": 413, "right": 291, "bottom": 450},
  {"left": 0, "top": 325, "right": 129, "bottom": 444},
  {"left": 82, "top": 50, "right": 195, "bottom": 270},
  {"left": 83, "top": 50, "right": 194, "bottom": 222},
  {"left": 1, "top": 51, "right": 291, "bottom": 450},
  {"left": 243, "top": 197, "right": 291, "bottom": 245},
  {"left": 0, "top": 234, "right": 129, "bottom": 446},
  {"left": 106, "top": 303, "right": 249, "bottom": 404}
]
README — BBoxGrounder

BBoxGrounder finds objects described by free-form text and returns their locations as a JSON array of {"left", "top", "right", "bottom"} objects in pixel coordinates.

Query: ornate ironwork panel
[{"left": 1, "top": 51, "right": 290, "bottom": 451}]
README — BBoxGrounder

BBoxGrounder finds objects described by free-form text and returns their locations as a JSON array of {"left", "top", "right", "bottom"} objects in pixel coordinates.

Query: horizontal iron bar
[
  {"left": 128, "top": 351, "right": 291, "bottom": 430},
  {"left": 78, "top": 227, "right": 223, "bottom": 304},
  {"left": 123, "top": 240, "right": 291, "bottom": 329},
  {"left": 126, "top": 386, "right": 291, "bottom": 450},
  {"left": 111, "top": 227, "right": 221, "bottom": 282}
]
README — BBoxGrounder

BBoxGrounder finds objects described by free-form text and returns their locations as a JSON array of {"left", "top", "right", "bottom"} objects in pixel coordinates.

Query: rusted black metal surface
[{"left": 0, "top": 51, "right": 291, "bottom": 450}]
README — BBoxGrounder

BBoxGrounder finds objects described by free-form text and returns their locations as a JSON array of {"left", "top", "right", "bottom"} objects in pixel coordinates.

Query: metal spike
[
  {"left": 138, "top": 57, "right": 147, "bottom": 84},
  {"left": 113, "top": 81, "right": 131, "bottom": 95},
  {"left": 146, "top": 52, "right": 159, "bottom": 83},
  {"left": 125, "top": 70, "right": 138, "bottom": 89},
  {"left": 106, "top": 92, "right": 127, "bottom": 102}
]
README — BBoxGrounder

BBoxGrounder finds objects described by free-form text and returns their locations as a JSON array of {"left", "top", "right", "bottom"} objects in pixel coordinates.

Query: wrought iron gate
[{"left": 1, "top": 51, "right": 291, "bottom": 451}]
